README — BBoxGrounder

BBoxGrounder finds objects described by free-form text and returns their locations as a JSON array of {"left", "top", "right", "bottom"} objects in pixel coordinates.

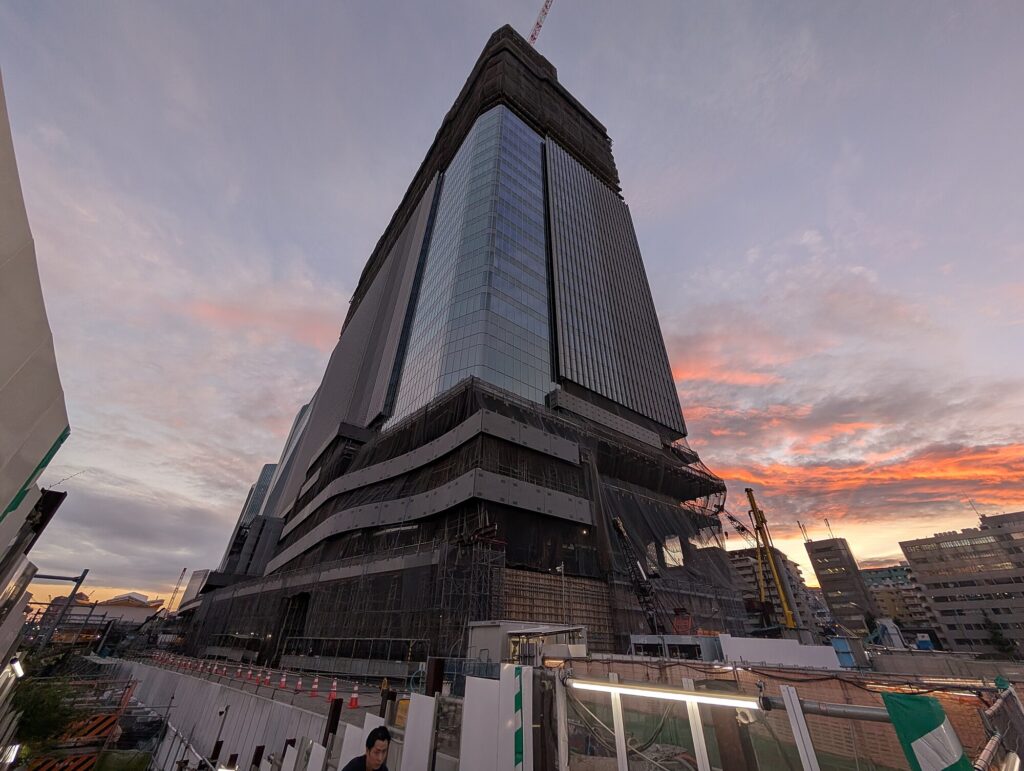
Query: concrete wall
[
  {"left": 120, "top": 660, "right": 329, "bottom": 771},
  {"left": 870, "top": 651, "right": 1024, "bottom": 680},
  {"left": 120, "top": 660, "right": 460, "bottom": 771},
  {"left": 718, "top": 634, "right": 841, "bottom": 669}
]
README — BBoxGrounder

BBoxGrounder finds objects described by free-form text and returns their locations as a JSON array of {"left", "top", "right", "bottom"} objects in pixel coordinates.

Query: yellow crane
[{"left": 745, "top": 488, "right": 797, "bottom": 631}]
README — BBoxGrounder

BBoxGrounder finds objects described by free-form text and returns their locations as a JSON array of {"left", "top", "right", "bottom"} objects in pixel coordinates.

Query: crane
[
  {"left": 168, "top": 567, "right": 187, "bottom": 611},
  {"left": 745, "top": 488, "right": 797, "bottom": 631},
  {"left": 529, "top": 0, "right": 555, "bottom": 45},
  {"left": 610, "top": 516, "right": 668, "bottom": 635}
]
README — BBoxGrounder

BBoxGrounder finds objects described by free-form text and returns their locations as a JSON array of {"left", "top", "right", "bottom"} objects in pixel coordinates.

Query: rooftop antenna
[
  {"left": 529, "top": 0, "right": 555, "bottom": 45},
  {"left": 798, "top": 521, "right": 810, "bottom": 542},
  {"left": 824, "top": 518, "right": 836, "bottom": 538},
  {"left": 967, "top": 498, "right": 982, "bottom": 517}
]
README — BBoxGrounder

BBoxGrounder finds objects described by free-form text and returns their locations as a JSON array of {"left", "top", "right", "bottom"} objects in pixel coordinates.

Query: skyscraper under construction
[{"left": 185, "top": 25, "right": 743, "bottom": 667}]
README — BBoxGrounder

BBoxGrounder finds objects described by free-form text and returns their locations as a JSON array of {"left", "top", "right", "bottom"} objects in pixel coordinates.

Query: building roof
[{"left": 97, "top": 592, "right": 163, "bottom": 608}]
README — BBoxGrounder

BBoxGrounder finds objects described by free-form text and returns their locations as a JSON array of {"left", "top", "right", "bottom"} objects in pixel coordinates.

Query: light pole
[{"left": 556, "top": 562, "right": 567, "bottom": 624}]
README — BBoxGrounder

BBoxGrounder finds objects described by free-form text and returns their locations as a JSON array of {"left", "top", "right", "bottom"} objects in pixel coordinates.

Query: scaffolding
[{"left": 187, "top": 378, "right": 743, "bottom": 665}]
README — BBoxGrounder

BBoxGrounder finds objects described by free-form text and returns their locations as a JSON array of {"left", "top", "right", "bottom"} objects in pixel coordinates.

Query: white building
[{"left": 0, "top": 68, "right": 71, "bottom": 752}]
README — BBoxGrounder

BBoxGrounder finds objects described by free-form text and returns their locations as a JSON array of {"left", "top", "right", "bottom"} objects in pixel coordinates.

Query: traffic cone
[
  {"left": 328, "top": 679, "right": 338, "bottom": 702},
  {"left": 279, "top": 672, "right": 287, "bottom": 689},
  {"left": 235, "top": 666, "right": 242, "bottom": 678},
  {"left": 264, "top": 670, "right": 271, "bottom": 686},
  {"left": 348, "top": 684, "right": 360, "bottom": 709},
  {"left": 310, "top": 676, "right": 319, "bottom": 697},
  {"left": 295, "top": 677, "right": 303, "bottom": 693},
  {"left": 246, "top": 667, "right": 253, "bottom": 680}
]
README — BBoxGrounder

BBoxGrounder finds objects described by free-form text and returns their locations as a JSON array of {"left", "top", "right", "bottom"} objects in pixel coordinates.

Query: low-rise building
[{"left": 728, "top": 547, "right": 816, "bottom": 638}]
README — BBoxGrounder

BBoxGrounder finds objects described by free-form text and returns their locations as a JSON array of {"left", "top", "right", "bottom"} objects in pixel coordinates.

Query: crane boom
[
  {"left": 745, "top": 488, "right": 796, "bottom": 630},
  {"left": 529, "top": 0, "right": 555, "bottom": 45},
  {"left": 168, "top": 567, "right": 187, "bottom": 611},
  {"left": 611, "top": 516, "right": 667, "bottom": 635}
]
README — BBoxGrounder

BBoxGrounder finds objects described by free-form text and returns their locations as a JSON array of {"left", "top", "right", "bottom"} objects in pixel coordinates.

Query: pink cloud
[{"left": 183, "top": 298, "right": 340, "bottom": 352}]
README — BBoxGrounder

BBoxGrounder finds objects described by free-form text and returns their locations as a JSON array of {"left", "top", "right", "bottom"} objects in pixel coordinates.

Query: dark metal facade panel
[
  {"left": 267, "top": 468, "right": 592, "bottom": 573},
  {"left": 262, "top": 179, "right": 439, "bottom": 522},
  {"left": 545, "top": 140, "right": 687, "bottom": 436},
  {"left": 345, "top": 25, "right": 619, "bottom": 326}
]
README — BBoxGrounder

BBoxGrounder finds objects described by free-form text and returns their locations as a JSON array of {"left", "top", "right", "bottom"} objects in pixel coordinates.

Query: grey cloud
[{"left": 28, "top": 483, "right": 230, "bottom": 596}]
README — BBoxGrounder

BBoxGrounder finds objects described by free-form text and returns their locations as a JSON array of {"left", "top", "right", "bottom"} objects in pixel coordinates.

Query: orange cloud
[
  {"left": 790, "top": 421, "right": 880, "bottom": 453},
  {"left": 672, "top": 363, "right": 781, "bottom": 386},
  {"left": 713, "top": 442, "right": 1024, "bottom": 501}
]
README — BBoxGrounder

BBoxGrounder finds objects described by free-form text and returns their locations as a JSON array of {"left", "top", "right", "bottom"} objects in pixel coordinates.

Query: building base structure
[{"left": 185, "top": 379, "right": 744, "bottom": 667}]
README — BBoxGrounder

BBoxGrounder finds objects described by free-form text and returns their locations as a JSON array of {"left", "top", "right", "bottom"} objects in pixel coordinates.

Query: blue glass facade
[{"left": 388, "top": 106, "right": 552, "bottom": 423}]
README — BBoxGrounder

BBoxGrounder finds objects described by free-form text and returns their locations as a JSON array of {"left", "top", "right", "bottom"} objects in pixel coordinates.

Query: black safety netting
[
  {"left": 285, "top": 378, "right": 725, "bottom": 544},
  {"left": 190, "top": 376, "right": 743, "bottom": 658},
  {"left": 598, "top": 480, "right": 747, "bottom": 641}
]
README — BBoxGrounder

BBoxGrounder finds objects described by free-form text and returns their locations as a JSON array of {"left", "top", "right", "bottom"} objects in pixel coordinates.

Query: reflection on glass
[{"left": 388, "top": 105, "right": 553, "bottom": 426}]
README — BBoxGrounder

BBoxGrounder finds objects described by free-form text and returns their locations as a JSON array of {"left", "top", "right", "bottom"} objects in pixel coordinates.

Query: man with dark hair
[{"left": 341, "top": 726, "right": 391, "bottom": 771}]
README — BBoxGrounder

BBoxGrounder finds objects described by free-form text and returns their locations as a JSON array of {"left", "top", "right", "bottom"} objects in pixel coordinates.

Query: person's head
[{"left": 364, "top": 726, "right": 391, "bottom": 770}]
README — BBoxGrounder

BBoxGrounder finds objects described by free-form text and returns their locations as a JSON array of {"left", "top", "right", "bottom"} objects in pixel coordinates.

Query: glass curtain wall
[{"left": 388, "top": 106, "right": 552, "bottom": 425}]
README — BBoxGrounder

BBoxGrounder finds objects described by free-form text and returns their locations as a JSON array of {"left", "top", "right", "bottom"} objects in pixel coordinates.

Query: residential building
[
  {"left": 184, "top": 25, "right": 743, "bottom": 668},
  {"left": 805, "top": 537, "right": 877, "bottom": 635},
  {"left": 861, "top": 564, "right": 937, "bottom": 633},
  {"left": 805, "top": 587, "right": 834, "bottom": 629},
  {"left": 0, "top": 67, "right": 70, "bottom": 724},
  {"left": 728, "top": 547, "right": 816, "bottom": 639},
  {"left": 902, "top": 511, "right": 1024, "bottom": 654}
]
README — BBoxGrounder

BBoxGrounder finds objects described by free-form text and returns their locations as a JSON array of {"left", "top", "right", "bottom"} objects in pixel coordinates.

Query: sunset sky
[{"left": 2, "top": 1, "right": 1021, "bottom": 604}]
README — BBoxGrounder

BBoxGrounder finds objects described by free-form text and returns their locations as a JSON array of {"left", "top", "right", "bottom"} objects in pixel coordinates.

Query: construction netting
[{"left": 188, "top": 376, "right": 743, "bottom": 660}]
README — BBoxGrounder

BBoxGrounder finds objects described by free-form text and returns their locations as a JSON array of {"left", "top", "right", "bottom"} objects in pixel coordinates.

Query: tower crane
[{"left": 529, "top": 0, "right": 555, "bottom": 45}]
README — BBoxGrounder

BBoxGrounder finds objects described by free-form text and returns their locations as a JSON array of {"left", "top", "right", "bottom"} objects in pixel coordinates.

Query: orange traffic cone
[
  {"left": 295, "top": 677, "right": 303, "bottom": 693},
  {"left": 348, "top": 684, "right": 360, "bottom": 709},
  {"left": 328, "top": 679, "right": 338, "bottom": 702},
  {"left": 246, "top": 667, "right": 253, "bottom": 680},
  {"left": 264, "top": 670, "right": 271, "bottom": 686},
  {"left": 235, "top": 666, "right": 242, "bottom": 678},
  {"left": 310, "top": 676, "right": 319, "bottom": 697},
  {"left": 279, "top": 672, "right": 287, "bottom": 689}
]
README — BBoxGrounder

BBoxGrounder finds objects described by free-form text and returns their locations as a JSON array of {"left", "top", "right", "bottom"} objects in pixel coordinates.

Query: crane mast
[{"left": 745, "top": 488, "right": 797, "bottom": 630}]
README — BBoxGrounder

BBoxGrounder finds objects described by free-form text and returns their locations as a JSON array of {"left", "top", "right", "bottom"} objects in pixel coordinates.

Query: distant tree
[
  {"left": 12, "top": 679, "right": 83, "bottom": 751},
  {"left": 982, "top": 611, "right": 1018, "bottom": 659}
]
